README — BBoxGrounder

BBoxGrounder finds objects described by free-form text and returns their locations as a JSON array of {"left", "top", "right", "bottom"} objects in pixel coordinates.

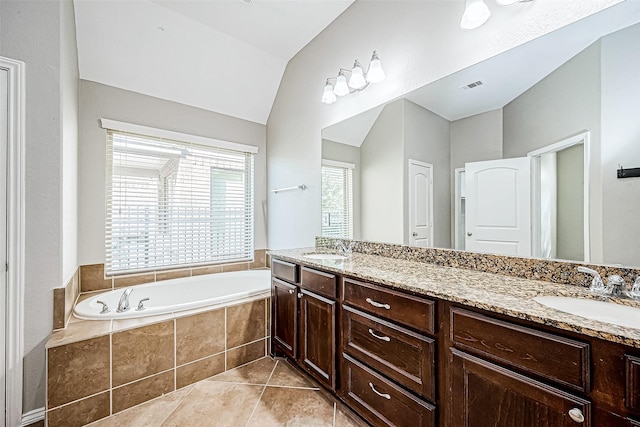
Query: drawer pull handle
[
  {"left": 568, "top": 408, "right": 584, "bottom": 423},
  {"left": 368, "top": 328, "right": 391, "bottom": 342},
  {"left": 368, "top": 382, "right": 391, "bottom": 400},
  {"left": 366, "top": 298, "right": 390, "bottom": 310}
]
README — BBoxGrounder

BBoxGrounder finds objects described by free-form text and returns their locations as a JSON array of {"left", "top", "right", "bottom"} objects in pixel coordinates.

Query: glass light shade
[
  {"left": 321, "top": 82, "right": 337, "bottom": 104},
  {"left": 496, "top": 0, "right": 520, "bottom": 5},
  {"left": 460, "top": 0, "right": 491, "bottom": 30},
  {"left": 348, "top": 61, "right": 367, "bottom": 89},
  {"left": 334, "top": 72, "right": 350, "bottom": 96},
  {"left": 366, "top": 53, "right": 385, "bottom": 83}
]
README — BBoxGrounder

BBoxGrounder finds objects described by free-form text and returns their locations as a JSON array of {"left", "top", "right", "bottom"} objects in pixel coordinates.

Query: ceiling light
[
  {"left": 460, "top": 0, "right": 491, "bottom": 30},
  {"left": 321, "top": 80, "right": 337, "bottom": 104},
  {"left": 496, "top": 0, "right": 525, "bottom": 5},
  {"left": 321, "top": 51, "right": 385, "bottom": 104}
]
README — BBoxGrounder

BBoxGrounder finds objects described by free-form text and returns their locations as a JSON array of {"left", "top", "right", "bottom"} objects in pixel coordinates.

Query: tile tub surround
[
  {"left": 270, "top": 247, "right": 640, "bottom": 348},
  {"left": 52, "top": 267, "right": 80, "bottom": 330},
  {"left": 315, "top": 237, "right": 640, "bottom": 287},
  {"left": 46, "top": 297, "right": 270, "bottom": 427}
]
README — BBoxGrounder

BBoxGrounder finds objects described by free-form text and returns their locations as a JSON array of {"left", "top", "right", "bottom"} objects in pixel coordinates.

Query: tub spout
[{"left": 117, "top": 288, "right": 133, "bottom": 312}]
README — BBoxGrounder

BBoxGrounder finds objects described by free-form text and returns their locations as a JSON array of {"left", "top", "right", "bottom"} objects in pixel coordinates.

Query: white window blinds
[
  {"left": 105, "top": 129, "right": 255, "bottom": 275},
  {"left": 321, "top": 161, "right": 354, "bottom": 239}
]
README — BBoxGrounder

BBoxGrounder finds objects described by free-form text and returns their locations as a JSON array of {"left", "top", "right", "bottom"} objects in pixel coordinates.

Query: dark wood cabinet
[
  {"left": 299, "top": 289, "right": 337, "bottom": 390},
  {"left": 450, "top": 348, "right": 591, "bottom": 427},
  {"left": 271, "top": 277, "right": 298, "bottom": 359}
]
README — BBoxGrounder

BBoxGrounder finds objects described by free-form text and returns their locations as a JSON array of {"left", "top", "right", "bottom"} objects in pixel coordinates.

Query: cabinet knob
[
  {"left": 568, "top": 408, "right": 584, "bottom": 423},
  {"left": 297, "top": 293, "right": 303, "bottom": 299},
  {"left": 288, "top": 289, "right": 295, "bottom": 294}
]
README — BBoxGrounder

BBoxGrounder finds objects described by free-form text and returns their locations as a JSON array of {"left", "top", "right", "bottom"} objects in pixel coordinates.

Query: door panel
[
  {"left": 299, "top": 289, "right": 336, "bottom": 390},
  {"left": 465, "top": 157, "right": 531, "bottom": 256},
  {"left": 271, "top": 278, "right": 298, "bottom": 359},
  {"left": 409, "top": 160, "right": 433, "bottom": 247},
  {"left": 1, "top": 66, "right": 8, "bottom": 427}
]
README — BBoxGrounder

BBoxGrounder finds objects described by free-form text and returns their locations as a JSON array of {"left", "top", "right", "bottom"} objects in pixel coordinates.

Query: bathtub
[{"left": 74, "top": 269, "right": 271, "bottom": 320}]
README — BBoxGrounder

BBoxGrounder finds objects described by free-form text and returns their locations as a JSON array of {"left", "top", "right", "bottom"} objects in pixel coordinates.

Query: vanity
[{"left": 269, "top": 246, "right": 640, "bottom": 427}]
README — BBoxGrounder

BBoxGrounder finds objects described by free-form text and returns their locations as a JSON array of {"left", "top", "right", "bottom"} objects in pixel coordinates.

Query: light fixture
[
  {"left": 461, "top": 0, "right": 534, "bottom": 30},
  {"left": 321, "top": 80, "right": 337, "bottom": 104},
  {"left": 321, "top": 51, "right": 386, "bottom": 104},
  {"left": 460, "top": 0, "right": 491, "bottom": 30}
]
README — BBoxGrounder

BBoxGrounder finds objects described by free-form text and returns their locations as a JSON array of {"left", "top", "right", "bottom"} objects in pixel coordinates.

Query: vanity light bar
[{"left": 321, "top": 51, "right": 386, "bottom": 104}]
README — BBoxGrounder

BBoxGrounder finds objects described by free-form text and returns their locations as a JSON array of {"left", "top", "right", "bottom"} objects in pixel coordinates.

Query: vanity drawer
[
  {"left": 342, "top": 305, "right": 435, "bottom": 401},
  {"left": 450, "top": 308, "right": 590, "bottom": 392},
  {"left": 341, "top": 353, "right": 436, "bottom": 427},
  {"left": 271, "top": 259, "right": 298, "bottom": 284},
  {"left": 342, "top": 277, "right": 435, "bottom": 334},
  {"left": 301, "top": 266, "right": 337, "bottom": 298}
]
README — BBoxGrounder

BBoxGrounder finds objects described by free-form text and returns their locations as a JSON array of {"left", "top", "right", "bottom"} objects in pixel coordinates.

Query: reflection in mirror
[{"left": 321, "top": 3, "right": 640, "bottom": 267}]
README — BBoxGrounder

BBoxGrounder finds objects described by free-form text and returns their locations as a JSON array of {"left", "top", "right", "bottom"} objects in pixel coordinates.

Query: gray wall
[
  {"left": 0, "top": 0, "right": 79, "bottom": 412},
  {"left": 360, "top": 99, "right": 404, "bottom": 244},
  {"left": 601, "top": 22, "right": 640, "bottom": 266},
  {"left": 403, "top": 100, "right": 451, "bottom": 248},
  {"left": 503, "top": 41, "right": 602, "bottom": 262},
  {"left": 556, "top": 144, "right": 584, "bottom": 261},
  {"left": 78, "top": 80, "right": 268, "bottom": 265},
  {"left": 450, "top": 109, "right": 503, "bottom": 170},
  {"left": 322, "top": 139, "right": 361, "bottom": 239}
]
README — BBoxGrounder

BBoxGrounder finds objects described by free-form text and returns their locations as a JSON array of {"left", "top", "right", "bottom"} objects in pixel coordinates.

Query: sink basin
[
  {"left": 302, "top": 253, "right": 347, "bottom": 261},
  {"left": 533, "top": 296, "right": 640, "bottom": 329}
]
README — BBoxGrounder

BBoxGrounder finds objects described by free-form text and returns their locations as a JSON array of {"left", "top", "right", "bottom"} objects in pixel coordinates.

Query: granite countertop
[{"left": 269, "top": 248, "right": 640, "bottom": 348}]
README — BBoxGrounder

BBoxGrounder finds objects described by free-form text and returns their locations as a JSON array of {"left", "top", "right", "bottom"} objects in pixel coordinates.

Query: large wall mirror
[{"left": 320, "top": 2, "right": 640, "bottom": 268}]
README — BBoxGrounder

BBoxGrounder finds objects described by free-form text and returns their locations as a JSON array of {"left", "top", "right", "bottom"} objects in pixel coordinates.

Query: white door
[
  {"left": 408, "top": 160, "right": 433, "bottom": 247},
  {"left": 0, "top": 66, "right": 8, "bottom": 427},
  {"left": 465, "top": 157, "right": 531, "bottom": 256}
]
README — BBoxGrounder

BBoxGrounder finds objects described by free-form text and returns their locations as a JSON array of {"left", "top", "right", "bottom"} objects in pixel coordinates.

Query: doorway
[{"left": 408, "top": 159, "right": 434, "bottom": 247}]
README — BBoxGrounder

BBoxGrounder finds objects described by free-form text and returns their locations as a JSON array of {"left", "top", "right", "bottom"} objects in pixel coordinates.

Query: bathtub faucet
[{"left": 117, "top": 288, "right": 134, "bottom": 312}]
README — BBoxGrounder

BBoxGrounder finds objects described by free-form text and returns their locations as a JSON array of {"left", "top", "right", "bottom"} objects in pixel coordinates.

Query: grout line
[
  {"left": 244, "top": 359, "right": 279, "bottom": 427},
  {"left": 224, "top": 306, "right": 228, "bottom": 372},
  {"left": 48, "top": 389, "right": 111, "bottom": 412},
  {"left": 176, "top": 350, "right": 225, "bottom": 369},
  {"left": 109, "top": 332, "right": 113, "bottom": 415},
  {"left": 333, "top": 402, "right": 337, "bottom": 427},
  {"left": 173, "top": 318, "right": 177, "bottom": 391},
  {"left": 112, "top": 367, "right": 176, "bottom": 390}
]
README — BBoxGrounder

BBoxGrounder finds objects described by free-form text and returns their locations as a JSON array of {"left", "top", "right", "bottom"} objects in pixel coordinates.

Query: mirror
[{"left": 320, "top": 3, "right": 640, "bottom": 267}]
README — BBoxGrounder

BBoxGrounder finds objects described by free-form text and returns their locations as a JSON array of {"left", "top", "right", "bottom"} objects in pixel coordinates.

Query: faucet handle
[
  {"left": 136, "top": 298, "right": 150, "bottom": 311},
  {"left": 96, "top": 300, "right": 110, "bottom": 314},
  {"left": 577, "top": 266, "right": 606, "bottom": 294},
  {"left": 628, "top": 276, "right": 640, "bottom": 299},
  {"left": 606, "top": 275, "right": 626, "bottom": 298}
]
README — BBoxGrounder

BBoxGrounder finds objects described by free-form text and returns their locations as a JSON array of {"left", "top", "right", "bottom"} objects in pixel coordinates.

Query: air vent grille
[{"left": 461, "top": 81, "right": 484, "bottom": 90}]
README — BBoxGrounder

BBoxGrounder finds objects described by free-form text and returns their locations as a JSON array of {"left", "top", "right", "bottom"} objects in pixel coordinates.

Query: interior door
[
  {"left": 408, "top": 160, "right": 433, "bottom": 247},
  {"left": 465, "top": 157, "right": 531, "bottom": 256},
  {"left": 1, "top": 66, "right": 8, "bottom": 427}
]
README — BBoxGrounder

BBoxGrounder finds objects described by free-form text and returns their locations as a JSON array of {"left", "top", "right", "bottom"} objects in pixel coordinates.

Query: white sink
[
  {"left": 533, "top": 296, "right": 640, "bottom": 329},
  {"left": 302, "top": 253, "right": 347, "bottom": 261}
]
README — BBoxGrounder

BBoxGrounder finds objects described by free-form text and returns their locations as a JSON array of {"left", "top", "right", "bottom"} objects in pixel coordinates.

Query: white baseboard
[{"left": 21, "top": 407, "right": 45, "bottom": 427}]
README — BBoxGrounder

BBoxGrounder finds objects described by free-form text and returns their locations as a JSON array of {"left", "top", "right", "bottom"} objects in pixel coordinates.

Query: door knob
[
  {"left": 568, "top": 408, "right": 584, "bottom": 423},
  {"left": 467, "top": 232, "right": 473, "bottom": 236},
  {"left": 412, "top": 232, "right": 418, "bottom": 237}
]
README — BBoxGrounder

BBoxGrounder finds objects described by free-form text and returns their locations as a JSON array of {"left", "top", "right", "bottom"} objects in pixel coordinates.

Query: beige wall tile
[
  {"left": 176, "top": 309, "right": 224, "bottom": 365},
  {"left": 52, "top": 287, "right": 66, "bottom": 330},
  {"left": 226, "top": 300, "right": 266, "bottom": 349},
  {"left": 111, "top": 313, "right": 176, "bottom": 334},
  {"left": 114, "top": 273, "right": 155, "bottom": 288},
  {"left": 112, "top": 321, "right": 174, "bottom": 387},
  {"left": 208, "top": 357, "right": 275, "bottom": 385},
  {"left": 226, "top": 339, "right": 266, "bottom": 370},
  {"left": 80, "top": 264, "right": 112, "bottom": 292},
  {"left": 222, "top": 262, "right": 249, "bottom": 273},
  {"left": 250, "top": 249, "right": 266, "bottom": 269},
  {"left": 47, "top": 335, "right": 110, "bottom": 408},
  {"left": 47, "top": 391, "right": 110, "bottom": 427},
  {"left": 156, "top": 269, "right": 191, "bottom": 282},
  {"left": 176, "top": 353, "right": 225, "bottom": 389},
  {"left": 46, "top": 318, "right": 112, "bottom": 349},
  {"left": 66, "top": 269, "right": 80, "bottom": 326},
  {"left": 112, "top": 370, "right": 175, "bottom": 413},
  {"left": 192, "top": 265, "right": 223, "bottom": 276}
]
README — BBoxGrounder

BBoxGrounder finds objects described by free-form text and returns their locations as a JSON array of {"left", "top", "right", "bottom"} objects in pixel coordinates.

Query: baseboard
[{"left": 21, "top": 407, "right": 45, "bottom": 427}]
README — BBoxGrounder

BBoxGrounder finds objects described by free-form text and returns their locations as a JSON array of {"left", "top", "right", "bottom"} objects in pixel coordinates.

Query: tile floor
[{"left": 86, "top": 357, "right": 364, "bottom": 427}]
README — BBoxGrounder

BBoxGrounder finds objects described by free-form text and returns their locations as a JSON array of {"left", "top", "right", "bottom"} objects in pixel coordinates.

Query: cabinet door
[
  {"left": 299, "top": 289, "right": 336, "bottom": 390},
  {"left": 272, "top": 278, "right": 298, "bottom": 359},
  {"left": 450, "top": 348, "right": 591, "bottom": 427}
]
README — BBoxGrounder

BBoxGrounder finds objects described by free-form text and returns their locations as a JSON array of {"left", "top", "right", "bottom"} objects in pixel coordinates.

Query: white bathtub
[{"left": 74, "top": 269, "right": 271, "bottom": 320}]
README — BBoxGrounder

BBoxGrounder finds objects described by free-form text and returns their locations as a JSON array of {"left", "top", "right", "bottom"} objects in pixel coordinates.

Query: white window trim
[
  {"left": 322, "top": 158, "right": 355, "bottom": 169},
  {"left": 100, "top": 118, "right": 259, "bottom": 154}
]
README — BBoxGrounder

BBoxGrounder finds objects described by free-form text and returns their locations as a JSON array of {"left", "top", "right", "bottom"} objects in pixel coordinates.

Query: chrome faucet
[
  {"left": 606, "top": 275, "right": 626, "bottom": 298},
  {"left": 578, "top": 267, "right": 630, "bottom": 298},
  {"left": 577, "top": 266, "right": 605, "bottom": 294},
  {"left": 117, "top": 288, "right": 134, "bottom": 312},
  {"left": 335, "top": 240, "right": 355, "bottom": 255}
]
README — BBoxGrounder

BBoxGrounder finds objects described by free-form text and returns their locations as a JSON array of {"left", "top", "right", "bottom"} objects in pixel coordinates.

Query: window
[
  {"left": 321, "top": 160, "right": 354, "bottom": 239},
  {"left": 105, "top": 126, "right": 255, "bottom": 275}
]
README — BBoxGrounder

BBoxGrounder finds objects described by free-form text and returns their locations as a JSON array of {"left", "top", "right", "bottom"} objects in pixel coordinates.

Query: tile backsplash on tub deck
[{"left": 46, "top": 297, "right": 270, "bottom": 427}]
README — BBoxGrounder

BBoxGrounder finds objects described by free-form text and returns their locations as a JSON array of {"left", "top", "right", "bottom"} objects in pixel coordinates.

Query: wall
[
  {"left": 0, "top": 0, "right": 79, "bottom": 413},
  {"left": 322, "top": 139, "right": 361, "bottom": 239},
  {"left": 78, "top": 80, "right": 268, "bottom": 266},
  {"left": 503, "top": 41, "right": 602, "bottom": 262},
  {"left": 403, "top": 100, "right": 451, "bottom": 248},
  {"left": 450, "top": 109, "right": 503, "bottom": 170},
  {"left": 556, "top": 144, "right": 584, "bottom": 261},
  {"left": 601, "top": 22, "right": 640, "bottom": 266},
  {"left": 360, "top": 99, "right": 404, "bottom": 244},
  {"left": 266, "top": 0, "right": 619, "bottom": 250}
]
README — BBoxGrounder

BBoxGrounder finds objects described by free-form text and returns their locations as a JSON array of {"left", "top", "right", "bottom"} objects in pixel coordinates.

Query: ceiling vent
[{"left": 461, "top": 80, "right": 484, "bottom": 90}]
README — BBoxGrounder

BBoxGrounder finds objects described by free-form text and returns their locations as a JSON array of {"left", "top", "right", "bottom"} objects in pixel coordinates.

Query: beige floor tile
[
  {"left": 87, "top": 387, "right": 192, "bottom": 427},
  {"left": 267, "top": 361, "right": 318, "bottom": 389},
  {"left": 334, "top": 407, "right": 366, "bottom": 427},
  {"left": 209, "top": 356, "right": 276, "bottom": 385},
  {"left": 247, "top": 387, "right": 335, "bottom": 426},
  {"left": 162, "top": 381, "right": 264, "bottom": 427}
]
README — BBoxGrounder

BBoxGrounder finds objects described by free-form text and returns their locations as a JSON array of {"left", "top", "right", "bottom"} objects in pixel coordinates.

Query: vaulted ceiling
[{"left": 73, "top": 0, "right": 354, "bottom": 124}]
